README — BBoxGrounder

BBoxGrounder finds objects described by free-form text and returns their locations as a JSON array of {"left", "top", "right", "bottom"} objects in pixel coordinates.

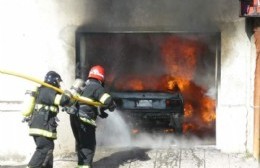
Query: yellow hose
[{"left": 0, "top": 69, "right": 102, "bottom": 106}]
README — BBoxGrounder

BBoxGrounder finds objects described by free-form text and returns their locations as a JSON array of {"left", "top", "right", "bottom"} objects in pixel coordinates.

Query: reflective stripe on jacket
[
  {"left": 77, "top": 165, "right": 90, "bottom": 168},
  {"left": 29, "top": 128, "right": 57, "bottom": 139},
  {"left": 34, "top": 104, "right": 58, "bottom": 113},
  {"left": 79, "top": 117, "right": 96, "bottom": 126}
]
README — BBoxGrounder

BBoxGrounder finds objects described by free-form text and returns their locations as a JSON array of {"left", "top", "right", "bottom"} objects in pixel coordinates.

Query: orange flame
[
  {"left": 201, "top": 97, "right": 216, "bottom": 124},
  {"left": 127, "top": 79, "right": 144, "bottom": 91},
  {"left": 161, "top": 36, "right": 202, "bottom": 80},
  {"left": 111, "top": 35, "right": 216, "bottom": 136},
  {"left": 184, "top": 103, "right": 193, "bottom": 118},
  {"left": 183, "top": 123, "right": 197, "bottom": 133}
]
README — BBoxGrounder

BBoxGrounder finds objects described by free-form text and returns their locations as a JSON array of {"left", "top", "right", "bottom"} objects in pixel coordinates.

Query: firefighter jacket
[
  {"left": 78, "top": 79, "right": 115, "bottom": 126},
  {"left": 28, "top": 86, "right": 70, "bottom": 139}
]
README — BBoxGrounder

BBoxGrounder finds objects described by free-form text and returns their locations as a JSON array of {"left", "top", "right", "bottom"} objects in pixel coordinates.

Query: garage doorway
[{"left": 75, "top": 31, "right": 220, "bottom": 143}]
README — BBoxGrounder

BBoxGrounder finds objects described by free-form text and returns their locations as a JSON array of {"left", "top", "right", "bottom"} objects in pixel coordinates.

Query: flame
[
  {"left": 126, "top": 78, "right": 144, "bottom": 91},
  {"left": 183, "top": 123, "right": 197, "bottom": 133},
  {"left": 201, "top": 97, "right": 216, "bottom": 124},
  {"left": 113, "top": 76, "right": 144, "bottom": 91},
  {"left": 184, "top": 103, "right": 193, "bottom": 117},
  {"left": 159, "top": 36, "right": 216, "bottom": 135},
  {"left": 160, "top": 36, "right": 202, "bottom": 80},
  {"left": 111, "top": 35, "right": 216, "bottom": 136},
  {"left": 166, "top": 78, "right": 190, "bottom": 91}
]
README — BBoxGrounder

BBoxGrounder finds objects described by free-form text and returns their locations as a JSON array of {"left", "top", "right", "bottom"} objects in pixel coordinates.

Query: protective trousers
[
  {"left": 28, "top": 136, "right": 54, "bottom": 168},
  {"left": 70, "top": 115, "right": 96, "bottom": 167},
  {"left": 70, "top": 115, "right": 79, "bottom": 152}
]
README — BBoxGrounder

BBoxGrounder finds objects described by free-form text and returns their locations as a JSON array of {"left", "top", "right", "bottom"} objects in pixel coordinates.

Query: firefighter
[
  {"left": 26, "top": 71, "right": 72, "bottom": 168},
  {"left": 69, "top": 65, "right": 116, "bottom": 168}
]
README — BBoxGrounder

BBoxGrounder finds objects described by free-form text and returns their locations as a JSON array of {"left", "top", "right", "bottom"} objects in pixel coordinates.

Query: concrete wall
[
  {"left": 217, "top": 19, "right": 254, "bottom": 153},
  {"left": 0, "top": 0, "right": 255, "bottom": 163}
]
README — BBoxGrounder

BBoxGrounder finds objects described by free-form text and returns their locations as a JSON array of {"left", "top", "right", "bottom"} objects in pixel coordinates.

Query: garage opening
[{"left": 76, "top": 31, "right": 220, "bottom": 144}]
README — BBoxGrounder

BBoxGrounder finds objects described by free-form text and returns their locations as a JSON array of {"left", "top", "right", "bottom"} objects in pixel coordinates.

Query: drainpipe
[{"left": 253, "top": 19, "right": 260, "bottom": 160}]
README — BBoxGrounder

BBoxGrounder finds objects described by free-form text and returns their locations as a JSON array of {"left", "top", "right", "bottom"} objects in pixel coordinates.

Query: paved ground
[
  {"left": 0, "top": 121, "right": 259, "bottom": 168},
  {"left": 55, "top": 146, "right": 259, "bottom": 168},
  {"left": 1, "top": 145, "right": 259, "bottom": 168}
]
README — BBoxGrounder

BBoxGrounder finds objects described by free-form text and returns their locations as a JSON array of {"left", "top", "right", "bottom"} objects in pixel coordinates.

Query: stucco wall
[
  {"left": 0, "top": 0, "right": 255, "bottom": 163},
  {"left": 217, "top": 19, "right": 253, "bottom": 153}
]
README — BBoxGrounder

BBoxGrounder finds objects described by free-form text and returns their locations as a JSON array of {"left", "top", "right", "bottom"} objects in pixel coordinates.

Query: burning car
[
  {"left": 76, "top": 32, "right": 218, "bottom": 136},
  {"left": 110, "top": 90, "right": 184, "bottom": 134}
]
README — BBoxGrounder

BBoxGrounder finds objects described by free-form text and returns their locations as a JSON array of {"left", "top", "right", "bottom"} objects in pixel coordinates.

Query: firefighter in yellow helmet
[
  {"left": 68, "top": 65, "right": 116, "bottom": 168},
  {"left": 25, "top": 71, "right": 72, "bottom": 168}
]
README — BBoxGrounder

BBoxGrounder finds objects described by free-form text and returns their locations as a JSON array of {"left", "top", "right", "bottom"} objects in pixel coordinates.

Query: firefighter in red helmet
[
  {"left": 26, "top": 71, "right": 72, "bottom": 168},
  {"left": 88, "top": 65, "right": 105, "bottom": 83},
  {"left": 69, "top": 65, "right": 116, "bottom": 168}
]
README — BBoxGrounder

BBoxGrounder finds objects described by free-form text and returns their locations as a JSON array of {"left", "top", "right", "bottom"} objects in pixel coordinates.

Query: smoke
[
  {"left": 78, "top": 0, "right": 223, "bottom": 142},
  {"left": 77, "top": 0, "right": 238, "bottom": 32},
  {"left": 96, "top": 109, "right": 215, "bottom": 148},
  {"left": 206, "top": 87, "right": 217, "bottom": 99},
  {"left": 96, "top": 109, "right": 132, "bottom": 147}
]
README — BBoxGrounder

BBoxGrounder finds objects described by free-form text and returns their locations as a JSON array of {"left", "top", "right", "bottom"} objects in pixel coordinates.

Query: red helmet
[{"left": 88, "top": 65, "right": 105, "bottom": 82}]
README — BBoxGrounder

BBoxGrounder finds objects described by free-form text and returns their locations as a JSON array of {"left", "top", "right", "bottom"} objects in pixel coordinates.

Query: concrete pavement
[
  {"left": 0, "top": 133, "right": 259, "bottom": 168},
  {"left": 1, "top": 145, "right": 258, "bottom": 168},
  {"left": 54, "top": 146, "right": 259, "bottom": 168}
]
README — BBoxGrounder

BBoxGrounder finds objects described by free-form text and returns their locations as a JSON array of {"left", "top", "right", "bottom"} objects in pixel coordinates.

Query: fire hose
[{"left": 0, "top": 69, "right": 102, "bottom": 107}]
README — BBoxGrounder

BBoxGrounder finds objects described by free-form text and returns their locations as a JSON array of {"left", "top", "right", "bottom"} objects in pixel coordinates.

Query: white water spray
[
  {"left": 96, "top": 110, "right": 214, "bottom": 148},
  {"left": 96, "top": 109, "right": 132, "bottom": 147}
]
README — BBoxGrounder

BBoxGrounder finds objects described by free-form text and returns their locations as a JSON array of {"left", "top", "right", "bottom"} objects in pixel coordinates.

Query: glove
[
  {"left": 99, "top": 111, "right": 108, "bottom": 118},
  {"left": 61, "top": 90, "right": 75, "bottom": 106},
  {"left": 108, "top": 101, "right": 117, "bottom": 112},
  {"left": 63, "top": 106, "right": 78, "bottom": 115}
]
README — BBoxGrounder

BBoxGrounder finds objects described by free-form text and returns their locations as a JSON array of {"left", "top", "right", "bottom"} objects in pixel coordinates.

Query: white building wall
[
  {"left": 0, "top": 0, "right": 255, "bottom": 163},
  {"left": 217, "top": 19, "right": 252, "bottom": 152},
  {"left": 247, "top": 35, "right": 257, "bottom": 154}
]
